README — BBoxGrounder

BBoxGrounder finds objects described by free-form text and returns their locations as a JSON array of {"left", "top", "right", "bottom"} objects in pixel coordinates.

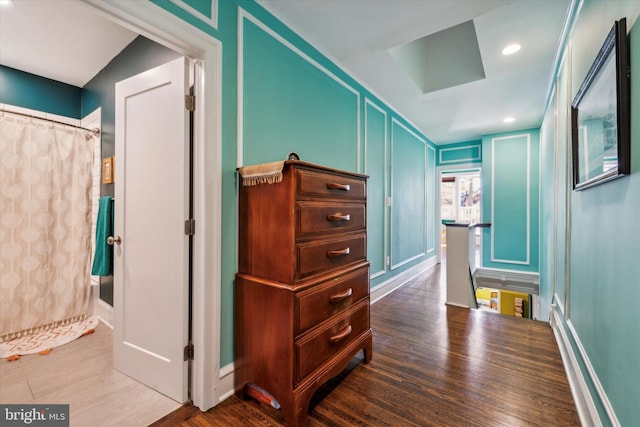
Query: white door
[{"left": 113, "top": 57, "right": 190, "bottom": 403}]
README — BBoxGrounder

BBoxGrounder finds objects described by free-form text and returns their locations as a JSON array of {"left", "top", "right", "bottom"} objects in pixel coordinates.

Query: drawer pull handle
[
  {"left": 327, "top": 182, "right": 350, "bottom": 192},
  {"left": 330, "top": 288, "right": 353, "bottom": 303},
  {"left": 327, "top": 213, "right": 351, "bottom": 222},
  {"left": 327, "top": 247, "right": 350, "bottom": 258},
  {"left": 329, "top": 325, "right": 352, "bottom": 344}
]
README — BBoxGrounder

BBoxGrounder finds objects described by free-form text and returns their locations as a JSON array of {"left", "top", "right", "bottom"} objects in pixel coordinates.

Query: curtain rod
[{"left": 0, "top": 109, "right": 100, "bottom": 138}]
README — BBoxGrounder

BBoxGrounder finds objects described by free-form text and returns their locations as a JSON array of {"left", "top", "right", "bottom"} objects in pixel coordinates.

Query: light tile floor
[{"left": 0, "top": 321, "right": 181, "bottom": 427}]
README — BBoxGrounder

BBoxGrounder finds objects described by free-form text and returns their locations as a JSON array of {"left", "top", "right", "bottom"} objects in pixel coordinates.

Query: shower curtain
[{"left": 0, "top": 113, "right": 95, "bottom": 341}]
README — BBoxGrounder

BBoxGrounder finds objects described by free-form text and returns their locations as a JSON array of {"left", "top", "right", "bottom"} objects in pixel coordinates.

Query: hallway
[{"left": 152, "top": 263, "right": 580, "bottom": 426}]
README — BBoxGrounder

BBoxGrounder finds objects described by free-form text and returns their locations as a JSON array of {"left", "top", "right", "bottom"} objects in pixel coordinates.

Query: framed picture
[
  {"left": 571, "top": 18, "right": 630, "bottom": 191},
  {"left": 102, "top": 156, "right": 114, "bottom": 184}
]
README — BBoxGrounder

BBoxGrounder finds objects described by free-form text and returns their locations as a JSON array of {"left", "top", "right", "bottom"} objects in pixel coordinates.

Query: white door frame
[
  {"left": 436, "top": 163, "right": 482, "bottom": 265},
  {"left": 83, "top": 0, "right": 222, "bottom": 411}
]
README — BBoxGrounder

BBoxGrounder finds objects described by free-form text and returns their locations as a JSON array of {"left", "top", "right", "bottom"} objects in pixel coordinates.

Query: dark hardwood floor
[{"left": 150, "top": 263, "right": 580, "bottom": 426}]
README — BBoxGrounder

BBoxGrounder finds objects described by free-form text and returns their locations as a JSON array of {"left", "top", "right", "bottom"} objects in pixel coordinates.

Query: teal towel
[{"left": 91, "top": 196, "right": 113, "bottom": 276}]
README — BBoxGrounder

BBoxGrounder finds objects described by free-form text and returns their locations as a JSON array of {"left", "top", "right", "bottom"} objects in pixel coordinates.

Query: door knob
[{"left": 107, "top": 235, "right": 121, "bottom": 245}]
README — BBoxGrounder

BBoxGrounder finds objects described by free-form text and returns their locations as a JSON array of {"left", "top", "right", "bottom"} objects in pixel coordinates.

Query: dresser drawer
[
  {"left": 296, "top": 169, "right": 366, "bottom": 200},
  {"left": 296, "top": 233, "right": 366, "bottom": 279},
  {"left": 296, "top": 201, "right": 366, "bottom": 238},
  {"left": 296, "top": 264, "right": 369, "bottom": 334},
  {"left": 295, "top": 300, "right": 369, "bottom": 383}
]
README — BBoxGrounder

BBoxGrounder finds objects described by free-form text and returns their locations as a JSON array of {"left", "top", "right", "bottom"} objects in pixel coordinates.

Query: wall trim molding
[
  {"left": 426, "top": 144, "right": 437, "bottom": 255},
  {"left": 390, "top": 253, "right": 427, "bottom": 271},
  {"left": 490, "top": 133, "right": 531, "bottom": 265},
  {"left": 439, "top": 143, "right": 481, "bottom": 164},
  {"left": 217, "top": 362, "right": 236, "bottom": 403},
  {"left": 237, "top": 7, "right": 361, "bottom": 171},
  {"left": 371, "top": 257, "right": 437, "bottom": 304},
  {"left": 389, "top": 118, "right": 427, "bottom": 269},
  {"left": 551, "top": 308, "right": 603, "bottom": 427},
  {"left": 169, "top": 0, "right": 218, "bottom": 29},
  {"left": 566, "top": 319, "right": 621, "bottom": 427},
  {"left": 391, "top": 117, "right": 426, "bottom": 145},
  {"left": 553, "top": 292, "right": 566, "bottom": 317},
  {"left": 93, "top": 295, "right": 114, "bottom": 328},
  {"left": 257, "top": 1, "right": 430, "bottom": 147},
  {"left": 364, "top": 97, "right": 388, "bottom": 279}
]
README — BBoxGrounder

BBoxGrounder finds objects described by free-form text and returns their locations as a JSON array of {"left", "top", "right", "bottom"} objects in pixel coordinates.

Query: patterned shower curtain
[{"left": 0, "top": 114, "right": 95, "bottom": 341}]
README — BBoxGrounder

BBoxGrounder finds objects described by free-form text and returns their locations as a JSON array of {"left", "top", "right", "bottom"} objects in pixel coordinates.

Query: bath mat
[{"left": 0, "top": 316, "right": 99, "bottom": 360}]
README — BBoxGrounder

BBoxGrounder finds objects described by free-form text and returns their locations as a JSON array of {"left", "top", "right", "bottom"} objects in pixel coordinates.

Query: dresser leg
[
  {"left": 280, "top": 391, "right": 313, "bottom": 427},
  {"left": 281, "top": 406, "right": 308, "bottom": 427},
  {"left": 362, "top": 333, "right": 373, "bottom": 363}
]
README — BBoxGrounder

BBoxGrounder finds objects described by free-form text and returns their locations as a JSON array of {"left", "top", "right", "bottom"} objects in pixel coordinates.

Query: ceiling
[
  {"left": 0, "top": 0, "right": 137, "bottom": 87},
  {"left": 260, "top": 0, "right": 571, "bottom": 144},
  {"left": 0, "top": 0, "right": 571, "bottom": 145}
]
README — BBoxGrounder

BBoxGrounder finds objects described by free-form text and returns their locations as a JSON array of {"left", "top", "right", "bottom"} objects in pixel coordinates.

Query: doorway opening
[
  {"left": 1, "top": 0, "right": 222, "bottom": 416},
  {"left": 439, "top": 170, "right": 482, "bottom": 263}
]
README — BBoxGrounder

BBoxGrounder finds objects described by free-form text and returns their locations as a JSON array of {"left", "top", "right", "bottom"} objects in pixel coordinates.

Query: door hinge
[
  {"left": 184, "top": 342, "right": 194, "bottom": 361},
  {"left": 185, "top": 94, "right": 196, "bottom": 111},
  {"left": 184, "top": 218, "right": 195, "bottom": 235}
]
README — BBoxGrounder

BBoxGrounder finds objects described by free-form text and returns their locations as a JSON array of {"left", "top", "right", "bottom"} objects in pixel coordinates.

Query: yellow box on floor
[
  {"left": 499, "top": 290, "right": 530, "bottom": 318},
  {"left": 476, "top": 288, "right": 492, "bottom": 301}
]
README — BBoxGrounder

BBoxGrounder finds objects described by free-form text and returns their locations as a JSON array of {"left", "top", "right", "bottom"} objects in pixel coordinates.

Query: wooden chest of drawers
[{"left": 235, "top": 161, "right": 372, "bottom": 426}]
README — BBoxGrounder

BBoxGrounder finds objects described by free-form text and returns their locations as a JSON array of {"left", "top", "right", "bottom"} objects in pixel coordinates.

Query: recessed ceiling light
[
  {"left": 502, "top": 44, "right": 521, "bottom": 55},
  {"left": 503, "top": 117, "right": 515, "bottom": 123}
]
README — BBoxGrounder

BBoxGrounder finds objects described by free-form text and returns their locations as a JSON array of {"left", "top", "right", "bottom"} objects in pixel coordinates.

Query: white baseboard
[
  {"left": 551, "top": 307, "right": 603, "bottom": 427},
  {"left": 566, "top": 319, "right": 621, "bottom": 427},
  {"left": 92, "top": 289, "right": 113, "bottom": 328},
  {"left": 371, "top": 257, "right": 437, "bottom": 304},
  {"left": 197, "top": 385, "right": 218, "bottom": 412},
  {"left": 217, "top": 362, "right": 236, "bottom": 403}
]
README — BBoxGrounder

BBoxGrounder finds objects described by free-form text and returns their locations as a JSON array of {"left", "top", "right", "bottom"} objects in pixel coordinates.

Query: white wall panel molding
[
  {"left": 567, "top": 319, "right": 620, "bottom": 427},
  {"left": 391, "top": 117, "right": 426, "bottom": 145},
  {"left": 169, "top": 0, "right": 218, "bottom": 29},
  {"left": 552, "top": 308, "right": 603, "bottom": 427},
  {"left": 237, "top": 7, "right": 361, "bottom": 170},
  {"left": 389, "top": 118, "right": 426, "bottom": 269},
  {"left": 365, "top": 97, "right": 388, "bottom": 279},
  {"left": 439, "top": 143, "right": 481, "bottom": 164},
  {"left": 427, "top": 144, "right": 436, "bottom": 255},
  {"left": 490, "top": 133, "right": 531, "bottom": 265}
]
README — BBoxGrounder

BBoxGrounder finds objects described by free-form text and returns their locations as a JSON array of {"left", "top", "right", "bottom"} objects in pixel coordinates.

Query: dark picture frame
[{"left": 571, "top": 18, "right": 630, "bottom": 191}]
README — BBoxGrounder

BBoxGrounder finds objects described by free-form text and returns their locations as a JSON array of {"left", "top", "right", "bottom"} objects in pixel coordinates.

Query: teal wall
[
  {"left": 0, "top": 65, "right": 81, "bottom": 118},
  {"left": 437, "top": 140, "right": 482, "bottom": 166},
  {"left": 241, "top": 18, "right": 359, "bottom": 168},
  {"left": 149, "top": 0, "right": 438, "bottom": 366},
  {"left": 150, "top": 1, "right": 640, "bottom": 423},
  {"left": 481, "top": 129, "right": 539, "bottom": 272},
  {"left": 365, "top": 100, "right": 387, "bottom": 278},
  {"left": 553, "top": 52, "right": 571, "bottom": 312},
  {"left": 426, "top": 145, "right": 436, "bottom": 255},
  {"left": 538, "top": 89, "right": 557, "bottom": 324},
  {"left": 390, "top": 119, "right": 427, "bottom": 267},
  {"left": 539, "top": 1, "right": 640, "bottom": 425}
]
